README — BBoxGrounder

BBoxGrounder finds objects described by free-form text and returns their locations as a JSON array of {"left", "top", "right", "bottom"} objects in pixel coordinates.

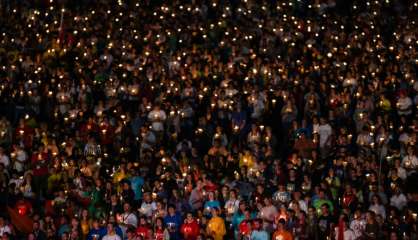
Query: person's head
[
  {"left": 126, "top": 228, "right": 136, "bottom": 239},
  {"left": 252, "top": 219, "right": 262, "bottom": 231},
  {"left": 230, "top": 189, "right": 237, "bottom": 199},
  {"left": 208, "top": 191, "right": 215, "bottom": 201},
  {"left": 263, "top": 197, "right": 271, "bottom": 206},
  {"left": 155, "top": 217, "right": 164, "bottom": 227},
  {"left": 211, "top": 207, "right": 219, "bottom": 217},
  {"left": 186, "top": 212, "right": 194, "bottom": 223},
  {"left": 1, "top": 232, "right": 10, "bottom": 240},
  {"left": 239, "top": 201, "right": 246, "bottom": 212},
  {"left": 123, "top": 202, "right": 131, "bottom": 212},
  {"left": 256, "top": 184, "right": 264, "bottom": 193},
  {"left": 122, "top": 181, "right": 131, "bottom": 190},
  {"left": 366, "top": 211, "right": 376, "bottom": 223},
  {"left": 27, "top": 233, "right": 35, "bottom": 240},
  {"left": 277, "top": 219, "right": 286, "bottom": 231},
  {"left": 372, "top": 195, "right": 381, "bottom": 204},
  {"left": 33, "top": 221, "right": 40, "bottom": 231},
  {"left": 321, "top": 203, "right": 330, "bottom": 215},
  {"left": 244, "top": 208, "right": 251, "bottom": 219},
  {"left": 92, "top": 219, "right": 99, "bottom": 229},
  {"left": 168, "top": 204, "right": 176, "bottom": 215},
  {"left": 318, "top": 189, "right": 326, "bottom": 199},
  {"left": 389, "top": 231, "right": 399, "bottom": 240},
  {"left": 70, "top": 229, "right": 79, "bottom": 240},
  {"left": 61, "top": 232, "right": 69, "bottom": 240},
  {"left": 106, "top": 222, "right": 115, "bottom": 234},
  {"left": 139, "top": 216, "right": 147, "bottom": 225}
]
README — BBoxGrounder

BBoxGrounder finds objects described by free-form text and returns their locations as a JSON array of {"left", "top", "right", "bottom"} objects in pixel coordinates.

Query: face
[
  {"left": 123, "top": 203, "right": 130, "bottom": 212},
  {"left": 106, "top": 224, "right": 113, "bottom": 233},
  {"left": 321, "top": 205, "right": 329, "bottom": 215},
  {"left": 239, "top": 202, "right": 246, "bottom": 211},
  {"left": 168, "top": 207, "right": 175, "bottom": 215}
]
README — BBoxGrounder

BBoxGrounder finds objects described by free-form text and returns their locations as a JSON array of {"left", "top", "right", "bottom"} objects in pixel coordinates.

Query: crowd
[{"left": 0, "top": 0, "right": 417, "bottom": 239}]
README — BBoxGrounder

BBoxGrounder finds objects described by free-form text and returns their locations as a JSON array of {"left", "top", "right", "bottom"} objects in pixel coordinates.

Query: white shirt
[
  {"left": 402, "top": 155, "right": 418, "bottom": 169},
  {"left": 120, "top": 212, "right": 138, "bottom": 234},
  {"left": 397, "top": 97, "right": 412, "bottom": 114},
  {"left": 319, "top": 123, "right": 332, "bottom": 147},
  {"left": 102, "top": 233, "right": 121, "bottom": 240},
  {"left": 350, "top": 218, "right": 366, "bottom": 239},
  {"left": 148, "top": 110, "right": 166, "bottom": 131},
  {"left": 224, "top": 199, "right": 240, "bottom": 215},
  {"left": 334, "top": 227, "right": 356, "bottom": 240},
  {"left": 369, "top": 204, "right": 386, "bottom": 219},
  {"left": 390, "top": 193, "right": 407, "bottom": 210},
  {"left": 139, "top": 201, "right": 157, "bottom": 217},
  {"left": 122, "top": 212, "right": 138, "bottom": 227},
  {"left": 0, "top": 225, "right": 11, "bottom": 236},
  {"left": 14, "top": 150, "right": 27, "bottom": 172},
  {"left": 397, "top": 167, "right": 407, "bottom": 180},
  {"left": 0, "top": 154, "right": 9, "bottom": 168}
]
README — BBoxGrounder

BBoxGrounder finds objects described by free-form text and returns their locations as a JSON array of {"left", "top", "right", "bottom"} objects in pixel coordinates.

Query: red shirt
[
  {"left": 239, "top": 220, "right": 251, "bottom": 236},
  {"left": 136, "top": 226, "right": 150, "bottom": 239},
  {"left": 31, "top": 152, "right": 49, "bottom": 176},
  {"left": 180, "top": 220, "right": 200, "bottom": 240},
  {"left": 154, "top": 228, "right": 165, "bottom": 240}
]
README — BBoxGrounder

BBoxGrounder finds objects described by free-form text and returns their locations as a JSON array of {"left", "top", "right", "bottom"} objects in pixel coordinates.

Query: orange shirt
[{"left": 272, "top": 230, "right": 293, "bottom": 240}]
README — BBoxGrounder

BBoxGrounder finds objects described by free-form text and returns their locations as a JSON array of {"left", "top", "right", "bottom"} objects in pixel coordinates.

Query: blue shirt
[
  {"left": 87, "top": 227, "right": 106, "bottom": 240},
  {"left": 203, "top": 200, "right": 221, "bottom": 211},
  {"left": 163, "top": 212, "right": 183, "bottom": 230},
  {"left": 130, "top": 176, "right": 144, "bottom": 200},
  {"left": 164, "top": 212, "right": 182, "bottom": 240},
  {"left": 250, "top": 230, "right": 269, "bottom": 240}
]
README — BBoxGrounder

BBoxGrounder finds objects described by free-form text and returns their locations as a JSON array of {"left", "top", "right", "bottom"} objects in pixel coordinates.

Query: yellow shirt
[{"left": 206, "top": 216, "right": 226, "bottom": 240}]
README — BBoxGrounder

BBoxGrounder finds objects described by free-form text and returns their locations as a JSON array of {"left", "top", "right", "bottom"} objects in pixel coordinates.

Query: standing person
[
  {"left": 163, "top": 205, "right": 182, "bottom": 240},
  {"left": 180, "top": 213, "right": 200, "bottom": 240},
  {"left": 272, "top": 219, "right": 293, "bottom": 240},
  {"left": 189, "top": 179, "right": 204, "bottom": 211},
  {"left": 334, "top": 215, "right": 355, "bottom": 240},
  {"left": 349, "top": 209, "right": 366, "bottom": 239},
  {"left": 118, "top": 202, "right": 138, "bottom": 236},
  {"left": 317, "top": 204, "right": 335, "bottom": 240},
  {"left": 129, "top": 169, "right": 144, "bottom": 208},
  {"left": 0, "top": 217, "right": 11, "bottom": 238},
  {"left": 364, "top": 211, "right": 379, "bottom": 240},
  {"left": 206, "top": 208, "right": 226, "bottom": 240},
  {"left": 305, "top": 207, "right": 318, "bottom": 240},
  {"left": 102, "top": 223, "right": 121, "bottom": 240},
  {"left": 32, "top": 221, "right": 47, "bottom": 240},
  {"left": 250, "top": 219, "right": 269, "bottom": 240}
]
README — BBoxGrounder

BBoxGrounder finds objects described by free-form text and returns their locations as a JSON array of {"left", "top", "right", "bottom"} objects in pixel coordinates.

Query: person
[
  {"left": 364, "top": 211, "right": 379, "bottom": 240},
  {"left": 334, "top": 215, "right": 355, "bottom": 240},
  {"left": 317, "top": 204, "right": 335, "bottom": 240},
  {"left": 102, "top": 223, "right": 121, "bottom": 240},
  {"left": 118, "top": 202, "right": 138, "bottom": 236},
  {"left": 163, "top": 205, "right": 182, "bottom": 240},
  {"left": 250, "top": 219, "right": 269, "bottom": 240},
  {"left": 349, "top": 210, "right": 366, "bottom": 239},
  {"left": 189, "top": 180, "right": 204, "bottom": 211},
  {"left": 206, "top": 208, "right": 226, "bottom": 240},
  {"left": 32, "top": 221, "right": 46, "bottom": 240},
  {"left": 0, "top": 217, "right": 11, "bottom": 238},
  {"left": 272, "top": 219, "right": 293, "bottom": 240},
  {"left": 180, "top": 213, "right": 200, "bottom": 240},
  {"left": 86, "top": 219, "right": 106, "bottom": 240}
]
